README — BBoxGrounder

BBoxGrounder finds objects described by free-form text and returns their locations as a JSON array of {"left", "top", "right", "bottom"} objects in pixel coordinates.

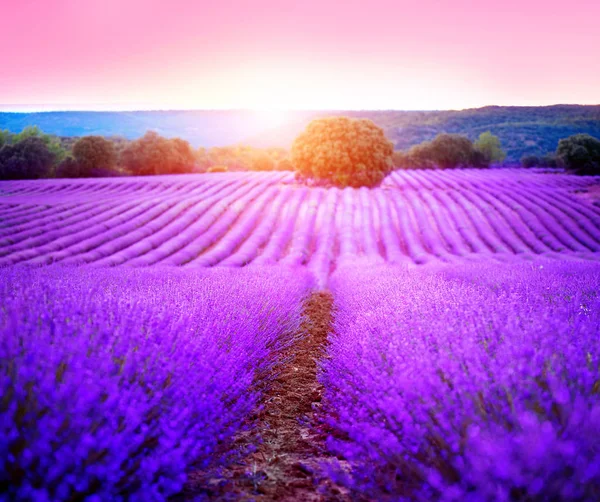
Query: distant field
[{"left": 1, "top": 169, "right": 599, "bottom": 286}]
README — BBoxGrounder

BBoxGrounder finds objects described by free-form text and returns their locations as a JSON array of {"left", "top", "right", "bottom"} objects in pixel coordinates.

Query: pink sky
[{"left": 1, "top": 0, "right": 599, "bottom": 110}]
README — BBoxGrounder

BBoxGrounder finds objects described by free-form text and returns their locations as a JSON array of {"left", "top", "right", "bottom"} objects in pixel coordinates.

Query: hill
[
  {"left": 0, "top": 110, "right": 280, "bottom": 148},
  {"left": 244, "top": 105, "right": 600, "bottom": 162},
  {"left": 1, "top": 105, "right": 600, "bottom": 162}
]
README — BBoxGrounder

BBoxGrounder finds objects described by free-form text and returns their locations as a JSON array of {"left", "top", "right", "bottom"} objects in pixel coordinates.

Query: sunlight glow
[
  {"left": 2, "top": 0, "right": 599, "bottom": 111},
  {"left": 252, "top": 108, "right": 288, "bottom": 128}
]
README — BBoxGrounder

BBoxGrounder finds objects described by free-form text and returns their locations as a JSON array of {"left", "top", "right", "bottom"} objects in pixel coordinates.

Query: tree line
[
  {"left": 519, "top": 134, "right": 600, "bottom": 175},
  {"left": 0, "top": 127, "right": 293, "bottom": 181},
  {"left": 0, "top": 123, "right": 598, "bottom": 182},
  {"left": 392, "top": 131, "right": 506, "bottom": 170},
  {"left": 391, "top": 131, "right": 600, "bottom": 175}
]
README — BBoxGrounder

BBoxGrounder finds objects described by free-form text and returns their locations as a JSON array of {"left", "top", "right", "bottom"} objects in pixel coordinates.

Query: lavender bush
[
  {"left": 0, "top": 265, "right": 313, "bottom": 501},
  {"left": 323, "top": 259, "right": 600, "bottom": 501}
]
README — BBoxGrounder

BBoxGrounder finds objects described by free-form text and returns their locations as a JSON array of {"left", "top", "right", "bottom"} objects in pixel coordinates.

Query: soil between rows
[{"left": 180, "top": 291, "right": 350, "bottom": 501}]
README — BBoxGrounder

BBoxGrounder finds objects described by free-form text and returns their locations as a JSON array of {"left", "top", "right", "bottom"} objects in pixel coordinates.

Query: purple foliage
[
  {"left": 0, "top": 265, "right": 313, "bottom": 501},
  {"left": 1, "top": 170, "right": 598, "bottom": 268},
  {"left": 323, "top": 259, "right": 600, "bottom": 501},
  {"left": 1, "top": 169, "right": 599, "bottom": 499}
]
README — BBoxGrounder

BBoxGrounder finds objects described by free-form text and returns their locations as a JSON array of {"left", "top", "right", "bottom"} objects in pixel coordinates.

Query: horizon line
[{"left": 1, "top": 103, "right": 600, "bottom": 114}]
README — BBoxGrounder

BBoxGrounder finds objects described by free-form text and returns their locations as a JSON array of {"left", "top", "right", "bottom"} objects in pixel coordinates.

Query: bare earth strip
[{"left": 179, "top": 292, "right": 349, "bottom": 501}]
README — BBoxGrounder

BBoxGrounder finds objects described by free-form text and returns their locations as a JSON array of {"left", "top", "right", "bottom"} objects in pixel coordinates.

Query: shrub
[
  {"left": 207, "top": 164, "right": 228, "bottom": 173},
  {"left": 55, "top": 157, "right": 123, "bottom": 179},
  {"left": 470, "top": 148, "right": 490, "bottom": 168},
  {"left": 406, "top": 142, "right": 435, "bottom": 169},
  {"left": 541, "top": 153, "right": 559, "bottom": 168},
  {"left": 54, "top": 157, "right": 82, "bottom": 178},
  {"left": 200, "top": 146, "right": 286, "bottom": 172},
  {"left": 521, "top": 154, "right": 541, "bottom": 168},
  {"left": 276, "top": 158, "right": 294, "bottom": 171},
  {"left": 250, "top": 151, "right": 275, "bottom": 171},
  {"left": 0, "top": 137, "right": 55, "bottom": 180},
  {"left": 556, "top": 134, "right": 600, "bottom": 175},
  {"left": 426, "top": 133, "right": 477, "bottom": 169},
  {"left": 206, "top": 146, "right": 238, "bottom": 170},
  {"left": 121, "top": 131, "right": 196, "bottom": 176},
  {"left": 291, "top": 117, "right": 394, "bottom": 188},
  {"left": 72, "top": 135, "right": 118, "bottom": 176},
  {"left": 398, "top": 134, "right": 483, "bottom": 170},
  {"left": 474, "top": 131, "right": 506, "bottom": 165}
]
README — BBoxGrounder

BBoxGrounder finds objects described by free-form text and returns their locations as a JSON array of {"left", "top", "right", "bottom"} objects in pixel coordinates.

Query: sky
[{"left": 1, "top": 0, "right": 599, "bottom": 111}]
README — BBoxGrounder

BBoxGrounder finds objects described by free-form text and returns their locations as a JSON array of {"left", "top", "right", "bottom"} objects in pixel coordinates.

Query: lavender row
[
  {"left": 0, "top": 265, "right": 313, "bottom": 501},
  {"left": 0, "top": 171, "right": 284, "bottom": 202},
  {"left": 323, "top": 259, "right": 600, "bottom": 500},
  {"left": 1, "top": 170, "right": 599, "bottom": 267},
  {"left": 0, "top": 179, "right": 232, "bottom": 258}
]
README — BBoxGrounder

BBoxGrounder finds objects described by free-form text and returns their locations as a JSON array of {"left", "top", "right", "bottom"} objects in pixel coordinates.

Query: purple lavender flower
[
  {"left": 323, "top": 259, "right": 600, "bottom": 500},
  {"left": 1, "top": 265, "right": 312, "bottom": 500}
]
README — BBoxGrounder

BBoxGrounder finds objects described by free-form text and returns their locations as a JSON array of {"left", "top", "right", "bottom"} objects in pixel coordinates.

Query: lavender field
[
  {"left": 1, "top": 170, "right": 599, "bottom": 278},
  {"left": 326, "top": 260, "right": 600, "bottom": 500},
  {"left": 1, "top": 169, "right": 600, "bottom": 501}
]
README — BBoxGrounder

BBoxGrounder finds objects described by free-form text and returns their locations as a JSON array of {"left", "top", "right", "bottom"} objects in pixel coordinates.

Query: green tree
[
  {"left": 72, "top": 136, "right": 118, "bottom": 176},
  {"left": 11, "top": 126, "right": 67, "bottom": 165},
  {"left": 556, "top": 134, "right": 600, "bottom": 175},
  {"left": 474, "top": 131, "right": 506, "bottom": 165},
  {"left": 291, "top": 117, "right": 394, "bottom": 188},
  {"left": 0, "top": 137, "right": 55, "bottom": 180},
  {"left": 0, "top": 130, "right": 11, "bottom": 149},
  {"left": 425, "top": 133, "right": 476, "bottom": 169}
]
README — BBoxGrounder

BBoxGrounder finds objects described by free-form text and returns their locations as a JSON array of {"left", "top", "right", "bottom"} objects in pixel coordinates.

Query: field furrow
[{"left": 0, "top": 170, "right": 597, "bottom": 273}]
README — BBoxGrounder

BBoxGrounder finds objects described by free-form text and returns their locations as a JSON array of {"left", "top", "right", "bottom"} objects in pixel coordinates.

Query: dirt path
[{"left": 180, "top": 291, "right": 348, "bottom": 501}]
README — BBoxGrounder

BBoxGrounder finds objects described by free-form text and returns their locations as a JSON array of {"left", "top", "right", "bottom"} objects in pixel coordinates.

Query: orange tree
[{"left": 291, "top": 117, "right": 394, "bottom": 188}]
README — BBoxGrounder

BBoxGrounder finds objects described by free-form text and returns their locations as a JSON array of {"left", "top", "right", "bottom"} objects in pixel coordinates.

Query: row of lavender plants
[
  {"left": 3, "top": 169, "right": 599, "bottom": 269},
  {"left": 0, "top": 265, "right": 313, "bottom": 501},
  {"left": 323, "top": 258, "right": 600, "bottom": 501}
]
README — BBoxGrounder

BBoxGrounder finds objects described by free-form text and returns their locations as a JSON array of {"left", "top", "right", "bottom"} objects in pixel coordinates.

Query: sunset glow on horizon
[{"left": 1, "top": 0, "right": 599, "bottom": 111}]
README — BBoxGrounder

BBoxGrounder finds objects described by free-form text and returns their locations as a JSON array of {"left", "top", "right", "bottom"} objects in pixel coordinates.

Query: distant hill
[
  {"left": 243, "top": 106, "right": 600, "bottom": 163},
  {"left": 1, "top": 105, "right": 599, "bottom": 162},
  {"left": 0, "top": 110, "right": 280, "bottom": 148}
]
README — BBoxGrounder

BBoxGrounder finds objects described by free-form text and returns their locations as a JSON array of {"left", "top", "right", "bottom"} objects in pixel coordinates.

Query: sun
[{"left": 252, "top": 108, "right": 289, "bottom": 129}]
